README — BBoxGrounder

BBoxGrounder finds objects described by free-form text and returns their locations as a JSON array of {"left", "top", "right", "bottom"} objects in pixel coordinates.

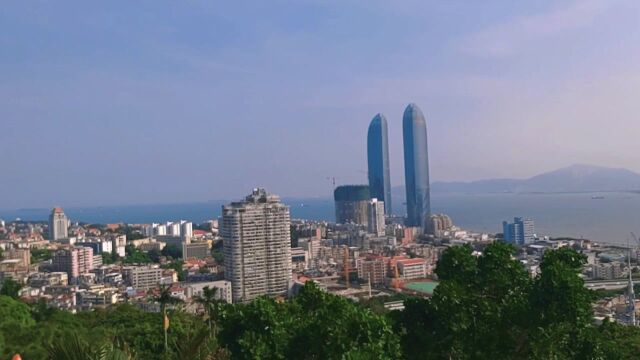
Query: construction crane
[{"left": 326, "top": 176, "right": 337, "bottom": 189}]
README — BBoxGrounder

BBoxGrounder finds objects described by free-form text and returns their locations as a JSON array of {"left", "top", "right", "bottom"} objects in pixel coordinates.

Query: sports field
[{"left": 403, "top": 281, "right": 439, "bottom": 294}]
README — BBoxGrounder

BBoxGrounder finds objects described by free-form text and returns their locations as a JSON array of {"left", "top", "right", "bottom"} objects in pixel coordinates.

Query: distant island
[{"left": 399, "top": 164, "right": 640, "bottom": 194}]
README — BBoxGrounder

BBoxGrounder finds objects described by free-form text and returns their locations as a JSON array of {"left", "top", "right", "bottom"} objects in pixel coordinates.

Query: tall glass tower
[
  {"left": 402, "top": 104, "right": 431, "bottom": 229},
  {"left": 367, "top": 113, "right": 392, "bottom": 215}
]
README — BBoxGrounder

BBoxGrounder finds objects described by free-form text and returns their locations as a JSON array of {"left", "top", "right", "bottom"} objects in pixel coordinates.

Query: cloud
[{"left": 459, "top": 0, "right": 610, "bottom": 58}]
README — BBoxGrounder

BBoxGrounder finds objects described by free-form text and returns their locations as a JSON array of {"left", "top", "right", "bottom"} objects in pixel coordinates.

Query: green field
[{"left": 404, "top": 281, "right": 439, "bottom": 294}]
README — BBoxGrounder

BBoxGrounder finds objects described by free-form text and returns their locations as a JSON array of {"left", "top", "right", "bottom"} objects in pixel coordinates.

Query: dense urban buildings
[
  {"left": 333, "top": 185, "right": 371, "bottom": 226},
  {"left": 48, "top": 207, "right": 69, "bottom": 240},
  {"left": 502, "top": 217, "right": 535, "bottom": 245},
  {"left": 367, "top": 113, "right": 392, "bottom": 215},
  {"left": 222, "top": 188, "right": 292, "bottom": 303},
  {"left": 402, "top": 103, "right": 431, "bottom": 230}
]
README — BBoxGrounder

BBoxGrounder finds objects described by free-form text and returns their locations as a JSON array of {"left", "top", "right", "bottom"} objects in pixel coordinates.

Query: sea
[{"left": 2, "top": 192, "right": 639, "bottom": 246}]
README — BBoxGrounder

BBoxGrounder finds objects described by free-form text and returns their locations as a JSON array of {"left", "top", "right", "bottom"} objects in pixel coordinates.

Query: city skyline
[{"left": 2, "top": 1, "right": 640, "bottom": 208}]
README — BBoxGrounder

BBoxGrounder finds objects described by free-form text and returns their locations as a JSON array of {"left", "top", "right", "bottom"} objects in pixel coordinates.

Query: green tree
[
  {"left": 194, "top": 286, "right": 220, "bottom": 333},
  {"left": 0, "top": 295, "right": 37, "bottom": 358},
  {"left": 47, "top": 333, "right": 133, "bottom": 360},
  {"left": 162, "top": 261, "right": 186, "bottom": 282},
  {"left": 527, "top": 247, "right": 602, "bottom": 358},
  {"left": 123, "top": 245, "right": 151, "bottom": 264},
  {"left": 0, "top": 278, "right": 22, "bottom": 299},
  {"left": 102, "top": 251, "right": 120, "bottom": 265},
  {"left": 31, "top": 248, "right": 52, "bottom": 263},
  {"left": 161, "top": 245, "right": 182, "bottom": 259},
  {"left": 395, "top": 242, "right": 612, "bottom": 359},
  {"left": 148, "top": 249, "right": 162, "bottom": 263},
  {"left": 218, "top": 282, "right": 401, "bottom": 360},
  {"left": 154, "top": 285, "right": 184, "bottom": 354}
]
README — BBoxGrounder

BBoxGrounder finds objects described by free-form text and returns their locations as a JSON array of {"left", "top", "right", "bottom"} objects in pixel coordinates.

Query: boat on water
[{"left": 591, "top": 195, "right": 605, "bottom": 200}]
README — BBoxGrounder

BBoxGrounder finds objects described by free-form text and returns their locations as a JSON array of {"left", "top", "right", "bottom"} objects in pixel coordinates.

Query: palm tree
[
  {"left": 172, "top": 325, "right": 228, "bottom": 360},
  {"left": 47, "top": 334, "right": 134, "bottom": 360},
  {"left": 153, "top": 285, "right": 184, "bottom": 353},
  {"left": 194, "top": 286, "right": 220, "bottom": 334}
]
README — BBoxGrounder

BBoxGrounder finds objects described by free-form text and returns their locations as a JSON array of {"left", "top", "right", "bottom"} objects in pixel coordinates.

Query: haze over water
[{"left": 3, "top": 192, "right": 638, "bottom": 246}]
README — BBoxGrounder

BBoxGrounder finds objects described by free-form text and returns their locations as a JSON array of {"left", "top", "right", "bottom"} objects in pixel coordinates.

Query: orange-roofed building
[{"left": 106, "top": 224, "right": 121, "bottom": 231}]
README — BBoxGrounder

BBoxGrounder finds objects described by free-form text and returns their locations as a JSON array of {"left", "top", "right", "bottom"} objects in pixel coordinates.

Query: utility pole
[{"left": 344, "top": 246, "right": 350, "bottom": 288}]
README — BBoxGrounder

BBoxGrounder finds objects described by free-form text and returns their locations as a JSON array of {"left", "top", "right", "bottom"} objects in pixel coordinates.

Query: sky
[{"left": 1, "top": 0, "right": 640, "bottom": 209}]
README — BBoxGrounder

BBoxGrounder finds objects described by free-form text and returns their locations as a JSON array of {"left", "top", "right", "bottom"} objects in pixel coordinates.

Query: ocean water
[{"left": 2, "top": 192, "right": 639, "bottom": 245}]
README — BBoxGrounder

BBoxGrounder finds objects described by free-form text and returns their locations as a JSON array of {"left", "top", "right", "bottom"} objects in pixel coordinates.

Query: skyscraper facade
[
  {"left": 402, "top": 104, "right": 431, "bottom": 229},
  {"left": 49, "top": 207, "right": 69, "bottom": 240},
  {"left": 222, "top": 189, "right": 292, "bottom": 303},
  {"left": 502, "top": 217, "right": 535, "bottom": 245},
  {"left": 334, "top": 185, "right": 370, "bottom": 226},
  {"left": 367, "top": 198, "right": 386, "bottom": 236},
  {"left": 367, "top": 113, "right": 392, "bottom": 215}
]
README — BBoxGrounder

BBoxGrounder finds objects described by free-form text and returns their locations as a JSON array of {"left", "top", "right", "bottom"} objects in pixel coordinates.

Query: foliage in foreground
[
  {"left": 218, "top": 281, "right": 401, "bottom": 359},
  {"left": 3, "top": 242, "right": 640, "bottom": 359},
  {"left": 394, "top": 242, "right": 620, "bottom": 359}
]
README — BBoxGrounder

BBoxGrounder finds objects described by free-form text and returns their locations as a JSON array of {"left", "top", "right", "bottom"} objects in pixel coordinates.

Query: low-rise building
[
  {"left": 185, "top": 280, "right": 233, "bottom": 303},
  {"left": 396, "top": 258, "right": 427, "bottom": 280},
  {"left": 592, "top": 262, "right": 624, "bottom": 280},
  {"left": 122, "top": 265, "right": 164, "bottom": 290},
  {"left": 183, "top": 242, "right": 209, "bottom": 260}
]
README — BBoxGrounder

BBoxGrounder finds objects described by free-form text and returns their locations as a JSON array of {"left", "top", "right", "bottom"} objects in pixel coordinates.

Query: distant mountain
[{"left": 398, "top": 165, "right": 640, "bottom": 194}]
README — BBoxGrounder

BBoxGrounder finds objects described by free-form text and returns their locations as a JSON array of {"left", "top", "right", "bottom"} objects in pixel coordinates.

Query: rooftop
[{"left": 397, "top": 258, "right": 427, "bottom": 266}]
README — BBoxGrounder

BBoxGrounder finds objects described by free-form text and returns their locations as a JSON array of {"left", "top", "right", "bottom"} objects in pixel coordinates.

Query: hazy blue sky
[{"left": 2, "top": 0, "right": 640, "bottom": 208}]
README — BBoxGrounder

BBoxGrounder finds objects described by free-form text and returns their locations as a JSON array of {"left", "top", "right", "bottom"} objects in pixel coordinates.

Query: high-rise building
[
  {"left": 49, "top": 207, "right": 69, "bottom": 240},
  {"left": 426, "top": 214, "right": 454, "bottom": 237},
  {"left": 502, "top": 217, "right": 535, "bottom": 245},
  {"left": 367, "top": 113, "right": 392, "bottom": 215},
  {"left": 76, "top": 239, "right": 113, "bottom": 255},
  {"left": 367, "top": 198, "right": 386, "bottom": 236},
  {"left": 334, "top": 185, "right": 370, "bottom": 226},
  {"left": 167, "top": 222, "right": 181, "bottom": 237},
  {"left": 356, "top": 256, "right": 387, "bottom": 285},
  {"left": 110, "top": 234, "right": 127, "bottom": 257},
  {"left": 222, "top": 189, "right": 292, "bottom": 303},
  {"left": 181, "top": 221, "right": 193, "bottom": 240},
  {"left": 155, "top": 224, "right": 167, "bottom": 236},
  {"left": 52, "top": 247, "right": 93, "bottom": 282},
  {"left": 402, "top": 104, "right": 431, "bottom": 230}
]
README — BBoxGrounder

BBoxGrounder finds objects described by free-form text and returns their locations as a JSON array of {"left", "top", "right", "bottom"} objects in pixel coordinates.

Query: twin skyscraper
[{"left": 367, "top": 104, "right": 431, "bottom": 230}]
